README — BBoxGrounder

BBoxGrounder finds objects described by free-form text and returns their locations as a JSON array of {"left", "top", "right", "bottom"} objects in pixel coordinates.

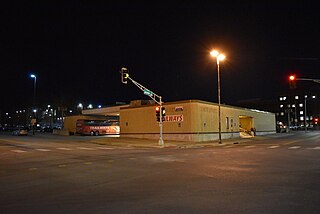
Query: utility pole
[{"left": 120, "top": 67, "right": 164, "bottom": 146}]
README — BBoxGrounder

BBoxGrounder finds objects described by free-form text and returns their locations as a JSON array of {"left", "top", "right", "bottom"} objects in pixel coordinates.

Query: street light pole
[
  {"left": 30, "top": 74, "right": 37, "bottom": 108},
  {"left": 30, "top": 74, "right": 37, "bottom": 135},
  {"left": 210, "top": 50, "right": 225, "bottom": 144},
  {"left": 304, "top": 95, "right": 316, "bottom": 132}
]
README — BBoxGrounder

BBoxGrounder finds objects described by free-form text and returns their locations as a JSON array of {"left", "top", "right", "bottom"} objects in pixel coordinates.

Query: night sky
[{"left": 1, "top": 1, "right": 319, "bottom": 111}]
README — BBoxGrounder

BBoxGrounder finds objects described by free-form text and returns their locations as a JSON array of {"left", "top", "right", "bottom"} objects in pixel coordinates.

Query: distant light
[
  {"left": 48, "top": 105, "right": 51, "bottom": 108},
  {"left": 33, "top": 109, "right": 37, "bottom": 113},
  {"left": 88, "top": 104, "right": 93, "bottom": 109},
  {"left": 30, "top": 74, "right": 36, "bottom": 78},
  {"left": 78, "top": 103, "right": 83, "bottom": 108},
  {"left": 6, "top": 113, "right": 9, "bottom": 115},
  {"left": 312, "top": 95, "right": 316, "bottom": 99},
  {"left": 98, "top": 105, "right": 102, "bottom": 108},
  {"left": 69, "top": 110, "right": 73, "bottom": 113}
]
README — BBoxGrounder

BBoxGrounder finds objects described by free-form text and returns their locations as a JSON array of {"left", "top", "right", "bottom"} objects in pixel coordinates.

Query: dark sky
[{"left": 1, "top": 1, "right": 320, "bottom": 111}]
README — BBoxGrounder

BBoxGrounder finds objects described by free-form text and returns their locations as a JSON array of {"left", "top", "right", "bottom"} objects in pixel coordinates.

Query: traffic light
[
  {"left": 289, "top": 74, "right": 297, "bottom": 89},
  {"left": 161, "top": 107, "right": 166, "bottom": 122},
  {"left": 121, "top": 67, "right": 129, "bottom": 84},
  {"left": 156, "top": 106, "right": 160, "bottom": 122},
  {"left": 161, "top": 107, "right": 166, "bottom": 116},
  {"left": 314, "top": 118, "right": 319, "bottom": 125}
]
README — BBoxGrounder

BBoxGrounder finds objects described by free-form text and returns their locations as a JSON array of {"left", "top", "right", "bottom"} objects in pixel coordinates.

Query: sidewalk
[{"left": 89, "top": 134, "right": 278, "bottom": 149}]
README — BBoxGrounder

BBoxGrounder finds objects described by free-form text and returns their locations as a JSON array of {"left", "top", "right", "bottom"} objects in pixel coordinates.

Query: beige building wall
[{"left": 120, "top": 100, "right": 276, "bottom": 142}]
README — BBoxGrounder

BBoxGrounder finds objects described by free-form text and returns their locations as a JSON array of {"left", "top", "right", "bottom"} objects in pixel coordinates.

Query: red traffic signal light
[
  {"left": 156, "top": 106, "right": 160, "bottom": 122},
  {"left": 289, "top": 74, "right": 297, "bottom": 89},
  {"left": 289, "top": 75, "right": 296, "bottom": 81}
]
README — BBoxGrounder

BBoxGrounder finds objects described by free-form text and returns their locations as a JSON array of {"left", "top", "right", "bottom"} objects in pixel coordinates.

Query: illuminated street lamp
[
  {"left": 30, "top": 74, "right": 37, "bottom": 108},
  {"left": 210, "top": 50, "right": 226, "bottom": 144},
  {"left": 304, "top": 95, "right": 316, "bottom": 132}
]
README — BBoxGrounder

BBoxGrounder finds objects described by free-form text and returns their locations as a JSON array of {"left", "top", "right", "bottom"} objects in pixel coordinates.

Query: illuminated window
[
  {"left": 295, "top": 96, "right": 299, "bottom": 100},
  {"left": 287, "top": 104, "right": 291, "bottom": 108},
  {"left": 299, "top": 103, "right": 303, "bottom": 107},
  {"left": 300, "top": 111, "right": 304, "bottom": 115},
  {"left": 283, "top": 97, "right": 287, "bottom": 100},
  {"left": 279, "top": 97, "right": 283, "bottom": 101},
  {"left": 300, "top": 116, "right": 304, "bottom": 121},
  {"left": 292, "top": 104, "right": 295, "bottom": 108},
  {"left": 280, "top": 105, "right": 283, "bottom": 108},
  {"left": 281, "top": 112, "right": 284, "bottom": 116}
]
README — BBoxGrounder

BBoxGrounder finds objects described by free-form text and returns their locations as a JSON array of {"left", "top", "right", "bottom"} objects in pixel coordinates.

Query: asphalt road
[{"left": 1, "top": 131, "right": 320, "bottom": 213}]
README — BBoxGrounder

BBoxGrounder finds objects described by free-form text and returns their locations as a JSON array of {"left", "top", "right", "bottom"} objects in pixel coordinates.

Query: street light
[
  {"left": 304, "top": 95, "right": 316, "bottom": 132},
  {"left": 30, "top": 74, "right": 37, "bottom": 108},
  {"left": 210, "top": 50, "right": 226, "bottom": 144}
]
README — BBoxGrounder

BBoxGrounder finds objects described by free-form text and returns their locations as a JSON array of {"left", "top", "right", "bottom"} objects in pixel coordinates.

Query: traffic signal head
[
  {"left": 156, "top": 106, "right": 160, "bottom": 122},
  {"left": 161, "top": 107, "right": 166, "bottom": 116},
  {"left": 289, "top": 74, "right": 297, "bottom": 89},
  {"left": 314, "top": 118, "right": 319, "bottom": 125},
  {"left": 121, "top": 67, "right": 129, "bottom": 84}
]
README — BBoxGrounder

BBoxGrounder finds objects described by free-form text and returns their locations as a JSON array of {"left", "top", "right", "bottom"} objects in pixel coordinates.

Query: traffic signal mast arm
[
  {"left": 127, "top": 76, "right": 163, "bottom": 105},
  {"left": 120, "top": 67, "right": 164, "bottom": 146},
  {"left": 296, "top": 78, "right": 320, "bottom": 84}
]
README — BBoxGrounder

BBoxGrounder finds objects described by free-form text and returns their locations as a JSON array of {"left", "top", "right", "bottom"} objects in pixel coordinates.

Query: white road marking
[
  {"left": 268, "top": 145, "right": 280, "bottom": 149},
  {"left": 96, "top": 147, "right": 113, "bottom": 150},
  {"left": 225, "top": 145, "right": 234, "bottom": 148},
  {"left": 312, "top": 147, "right": 320, "bottom": 150},
  {"left": 57, "top": 147, "right": 73, "bottom": 151},
  {"left": 11, "top": 149, "right": 27, "bottom": 153},
  {"left": 288, "top": 146, "right": 301, "bottom": 150},
  {"left": 35, "top": 149, "right": 51, "bottom": 152},
  {"left": 78, "top": 147, "right": 96, "bottom": 150},
  {"left": 245, "top": 145, "right": 256, "bottom": 148}
]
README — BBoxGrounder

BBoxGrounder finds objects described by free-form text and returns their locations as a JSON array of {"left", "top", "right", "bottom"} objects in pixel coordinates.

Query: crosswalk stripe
[
  {"left": 245, "top": 145, "right": 256, "bottom": 148},
  {"left": 288, "top": 146, "right": 301, "bottom": 150},
  {"left": 57, "top": 148, "right": 72, "bottom": 151},
  {"left": 11, "top": 149, "right": 27, "bottom": 153},
  {"left": 268, "top": 145, "right": 280, "bottom": 149},
  {"left": 312, "top": 146, "right": 320, "bottom": 150},
  {"left": 35, "top": 149, "right": 51, "bottom": 152},
  {"left": 96, "top": 147, "right": 113, "bottom": 150},
  {"left": 78, "top": 147, "right": 96, "bottom": 150}
]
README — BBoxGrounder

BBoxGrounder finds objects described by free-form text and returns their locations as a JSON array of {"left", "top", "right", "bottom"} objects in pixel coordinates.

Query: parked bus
[{"left": 76, "top": 119, "right": 120, "bottom": 136}]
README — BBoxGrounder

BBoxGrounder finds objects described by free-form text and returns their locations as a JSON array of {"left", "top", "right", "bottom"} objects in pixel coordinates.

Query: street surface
[{"left": 1, "top": 131, "right": 320, "bottom": 213}]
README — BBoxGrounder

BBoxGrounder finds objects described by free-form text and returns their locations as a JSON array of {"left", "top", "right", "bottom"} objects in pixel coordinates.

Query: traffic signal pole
[{"left": 120, "top": 67, "right": 164, "bottom": 147}]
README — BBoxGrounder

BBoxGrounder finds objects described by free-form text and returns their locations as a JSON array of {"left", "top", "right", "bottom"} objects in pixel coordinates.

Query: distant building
[{"left": 276, "top": 88, "right": 320, "bottom": 130}]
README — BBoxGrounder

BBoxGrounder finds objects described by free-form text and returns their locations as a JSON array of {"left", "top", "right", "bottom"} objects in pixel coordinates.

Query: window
[
  {"left": 292, "top": 104, "right": 295, "bottom": 108},
  {"left": 279, "top": 97, "right": 283, "bottom": 101},
  {"left": 300, "top": 116, "right": 304, "bottom": 121},
  {"left": 295, "top": 96, "right": 299, "bottom": 100},
  {"left": 226, "top": 117, "right": 229, "bottom": 129},
  {"left": 283, "top": 96, "right": 287, "bottom": 100},
  {"left": 280, "top": 104, "right": 283, "bottom": 108},
  {"left": 300, "top": 111, "right": 304, "bottom": 115},
  {"left": 281, "top": 112, "right": 284, "bottom": 116},
  {"left": 299, "top": 103, "right": 303, "bottom": 107},
  {"left": 287, "top": 104, "right": 291, "bottom": 108}
]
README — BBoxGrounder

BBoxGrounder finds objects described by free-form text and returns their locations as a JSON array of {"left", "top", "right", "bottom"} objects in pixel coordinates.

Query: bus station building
[{"left": 119, "top": 100, "right": 276, "bottom": 142}]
